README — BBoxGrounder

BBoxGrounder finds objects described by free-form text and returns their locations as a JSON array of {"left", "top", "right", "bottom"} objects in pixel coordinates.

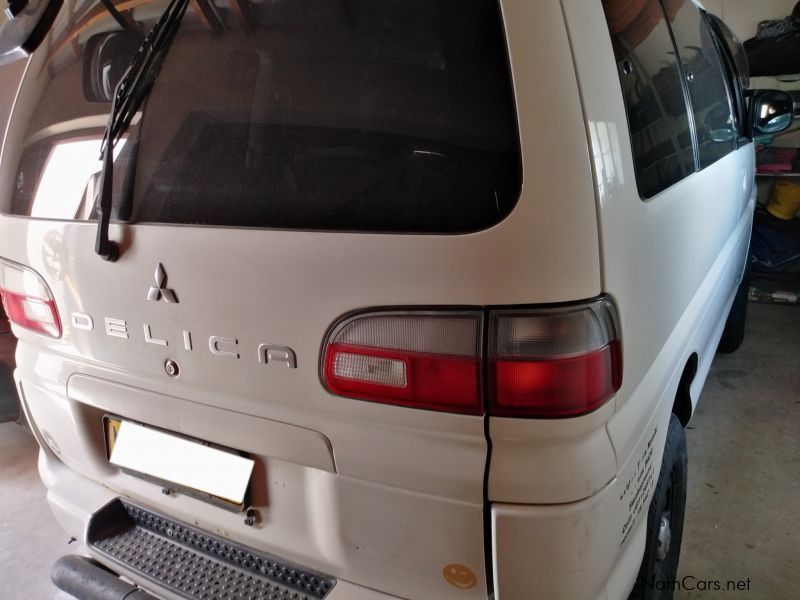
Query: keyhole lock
[{"left": 165, "top": 359, "right": 180, "bottom": 377}]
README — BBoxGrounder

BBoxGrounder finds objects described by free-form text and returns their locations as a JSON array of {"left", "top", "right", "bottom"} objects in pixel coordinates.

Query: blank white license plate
[{"left": 108, "top": 419, "right": 254, "bottom": 507}]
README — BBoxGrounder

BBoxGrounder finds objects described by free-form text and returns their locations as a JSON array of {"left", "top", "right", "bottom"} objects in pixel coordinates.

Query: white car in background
[{"left": 0, "top": 0, "right": 793, "bottom": 598}]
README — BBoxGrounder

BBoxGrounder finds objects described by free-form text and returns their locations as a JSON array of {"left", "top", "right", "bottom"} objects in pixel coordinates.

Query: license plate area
[{"left": 104, "top": 416, "right": 255, "bottom": 512}]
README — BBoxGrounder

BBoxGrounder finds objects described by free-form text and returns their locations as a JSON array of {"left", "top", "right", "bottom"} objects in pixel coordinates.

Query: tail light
[
  {"left": 489, "top": 299, "right": 621, "bottom": 418},
  {"left": 0, "top": 259, "right": 62, "bottom": 338},
  {"left": 322, "top": 299, "right": 621, "bottom": 419},
  {"left": 322, "top": 312, "right": 483, "bottom": 415}
]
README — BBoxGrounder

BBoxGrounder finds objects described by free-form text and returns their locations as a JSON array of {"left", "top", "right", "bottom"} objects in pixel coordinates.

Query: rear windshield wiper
[{"left": 95, "top": 0, "right": 189, "bottom": 261}]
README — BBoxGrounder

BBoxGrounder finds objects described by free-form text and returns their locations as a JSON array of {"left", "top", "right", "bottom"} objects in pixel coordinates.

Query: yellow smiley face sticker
[{"left": 443, "top": 563, "right": 477, "bottom": 590}]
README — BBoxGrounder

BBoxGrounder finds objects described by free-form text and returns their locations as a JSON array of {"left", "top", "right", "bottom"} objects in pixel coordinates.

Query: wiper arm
[{"left": 95, "top": 0, "right": 190, "bottom": 261}]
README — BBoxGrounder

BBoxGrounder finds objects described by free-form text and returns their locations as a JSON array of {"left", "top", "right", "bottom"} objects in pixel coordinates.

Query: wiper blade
[{"left": 95, "top": 0, "right": 190, "bottom": 261}]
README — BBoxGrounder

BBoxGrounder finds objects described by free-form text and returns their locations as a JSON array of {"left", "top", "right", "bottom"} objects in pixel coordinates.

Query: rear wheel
[
  {"left": 717, "top": 266, "right": 750, "bottom": 353},
  {"left": 630, "top": 414, "right": 688, "bottom": 600}
]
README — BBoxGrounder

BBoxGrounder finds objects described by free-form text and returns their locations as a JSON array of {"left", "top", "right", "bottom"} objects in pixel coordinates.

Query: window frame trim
[
  {"left": 704, "top": 11, "right": 751, "bottom": 146},
  {"left": 661, "top": 0, "right": 701, "bottom": 173}
]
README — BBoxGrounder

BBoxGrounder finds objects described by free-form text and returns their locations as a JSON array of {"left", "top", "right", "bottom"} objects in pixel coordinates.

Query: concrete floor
[
  {"left": 0, "top": 420, "right": 74, "bottom": 599},
  {"left": 675, "top": 302, "right": 800, "bottom": 598},
  {"left": 0, "top": 302, "right": 797, "bottom": 599}
]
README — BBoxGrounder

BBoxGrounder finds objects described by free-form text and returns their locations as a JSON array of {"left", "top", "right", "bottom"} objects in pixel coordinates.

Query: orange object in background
[{"left": 767, "top": 181, "right": 800, "bottom": 220}]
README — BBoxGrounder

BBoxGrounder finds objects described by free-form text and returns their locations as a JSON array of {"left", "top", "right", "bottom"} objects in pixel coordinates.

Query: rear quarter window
[{"left": 603, "top": 0, "right": 695, "bottom": 199}]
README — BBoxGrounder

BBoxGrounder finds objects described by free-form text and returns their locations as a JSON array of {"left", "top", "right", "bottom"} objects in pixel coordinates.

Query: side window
[
  {"left": 603, "top": 0, "right": 694, "bottom": 199},
  {"left": 667, "top": 3, "right": 737, "bottom": 168}
]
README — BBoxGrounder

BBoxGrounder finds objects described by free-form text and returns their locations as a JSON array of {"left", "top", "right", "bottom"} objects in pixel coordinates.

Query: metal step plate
[{"left": 88, "top": 499, "right": 336, "bottom": 600}]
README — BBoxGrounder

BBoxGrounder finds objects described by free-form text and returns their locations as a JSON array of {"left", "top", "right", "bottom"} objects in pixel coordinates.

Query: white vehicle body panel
[{"left": 484, "top": 2, "right": 755, "bottom": 598}]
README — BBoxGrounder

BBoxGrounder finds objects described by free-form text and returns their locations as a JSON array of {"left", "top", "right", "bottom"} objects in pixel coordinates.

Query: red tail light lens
[
  {"left": 489, "top": 299, "right": 622, "bottom": 418},
  {"left": 0, "top": 259, "right": 62, "bottom": 338},
  {"left": 322, "top": 312, "right": 482, "bottom": 414}
]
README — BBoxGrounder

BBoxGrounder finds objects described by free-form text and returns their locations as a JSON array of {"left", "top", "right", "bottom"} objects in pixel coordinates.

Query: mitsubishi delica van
[{"left": 0, "top": 0, "right": 794, "bottom": 598}]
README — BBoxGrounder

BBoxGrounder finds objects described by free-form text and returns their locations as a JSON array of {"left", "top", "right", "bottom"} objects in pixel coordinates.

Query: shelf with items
[
  {"left": 749, "top": 205, "right": 800, "bottom": 305},
  {"left": 752, "top": 113, "right": 800, "bottom": 302},
  {"left": 755, "top": 110, "right": 800, "bottom": 180},
  {"left": 749, "top": 276, "right": 800, "bottom": 305},
  {"left": 755, "top": 145, "right": 800, "bottom": 176}
]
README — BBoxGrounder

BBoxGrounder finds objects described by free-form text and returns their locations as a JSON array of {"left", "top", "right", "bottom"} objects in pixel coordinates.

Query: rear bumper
[
  {"left": 40, "top": 449, "right": 399, "bottom": 600},
  {"left": 40, "top": 446, "right": 644, "bottom": 600},
  {"left": 491, "top": 483, "right": 646, "bottom": 600}
]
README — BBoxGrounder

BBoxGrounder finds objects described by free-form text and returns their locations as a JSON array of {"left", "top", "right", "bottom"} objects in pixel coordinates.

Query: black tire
[
  {"left": 629, "top": 415, "right": 688, "bottom": 600},
  {"left": 717, "top": 266, "right": 750, "bottom": 353}
]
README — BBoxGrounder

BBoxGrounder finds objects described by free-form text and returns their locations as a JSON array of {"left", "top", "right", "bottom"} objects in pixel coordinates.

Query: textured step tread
[{"left": 88, "top": 500, "right": 335, "bottom": 600}]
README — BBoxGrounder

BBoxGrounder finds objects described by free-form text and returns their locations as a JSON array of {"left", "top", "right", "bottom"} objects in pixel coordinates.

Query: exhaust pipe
[{"left": 51, "top": 554, "right": 157, "bottom": 600}]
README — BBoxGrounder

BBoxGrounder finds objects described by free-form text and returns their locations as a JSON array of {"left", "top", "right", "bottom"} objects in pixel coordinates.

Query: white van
[{"left": 0, "top": 0, "right": 794, "bottom": 599}]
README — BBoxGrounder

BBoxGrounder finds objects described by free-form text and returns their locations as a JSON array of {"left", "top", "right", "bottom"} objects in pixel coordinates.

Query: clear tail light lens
[
  {"left": 322, "top": 312, "right": 483, "bottom": 415},
  {"left": 0, "top": 259, "right": 62, "bottom": 338},
  {"left": 489, "top": 299, "right": 622, "bottom": 418}
]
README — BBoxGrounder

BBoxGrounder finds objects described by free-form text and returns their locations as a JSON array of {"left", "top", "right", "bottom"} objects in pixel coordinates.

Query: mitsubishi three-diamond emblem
[{"left": 147, "top": 263, "right": 178, "bottom": 303}]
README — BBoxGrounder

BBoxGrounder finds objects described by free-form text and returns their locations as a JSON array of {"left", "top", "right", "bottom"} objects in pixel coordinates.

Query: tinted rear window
[{"left": 5, "top": 0, "right": 521, "bottom": 233}]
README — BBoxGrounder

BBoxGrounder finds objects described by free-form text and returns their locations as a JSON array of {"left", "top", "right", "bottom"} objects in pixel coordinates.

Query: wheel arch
[{"left": 672, "top": 353, "right": 698, "bottom": 426}]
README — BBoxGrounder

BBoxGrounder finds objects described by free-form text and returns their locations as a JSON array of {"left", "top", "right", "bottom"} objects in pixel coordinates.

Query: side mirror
[
  {"left": 704, "top": 104, "right": 737, "bottom": 143},
  {"left": 0, "top": 0, "right": 63, "bottom": 66},
  {"left": 751, "top": 90, "right": 795, "bottom": 136},
  {"left": 83, "top": 31, "right": 143, "bottom": 102}
]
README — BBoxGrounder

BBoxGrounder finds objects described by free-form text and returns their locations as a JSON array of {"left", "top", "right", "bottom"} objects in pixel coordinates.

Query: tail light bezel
[
  {"left": 321, "top": 298, "right": 623, "bottom": 419},
  {"left": 0, "top": 257, "right": 62, "bottom": 339}
]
